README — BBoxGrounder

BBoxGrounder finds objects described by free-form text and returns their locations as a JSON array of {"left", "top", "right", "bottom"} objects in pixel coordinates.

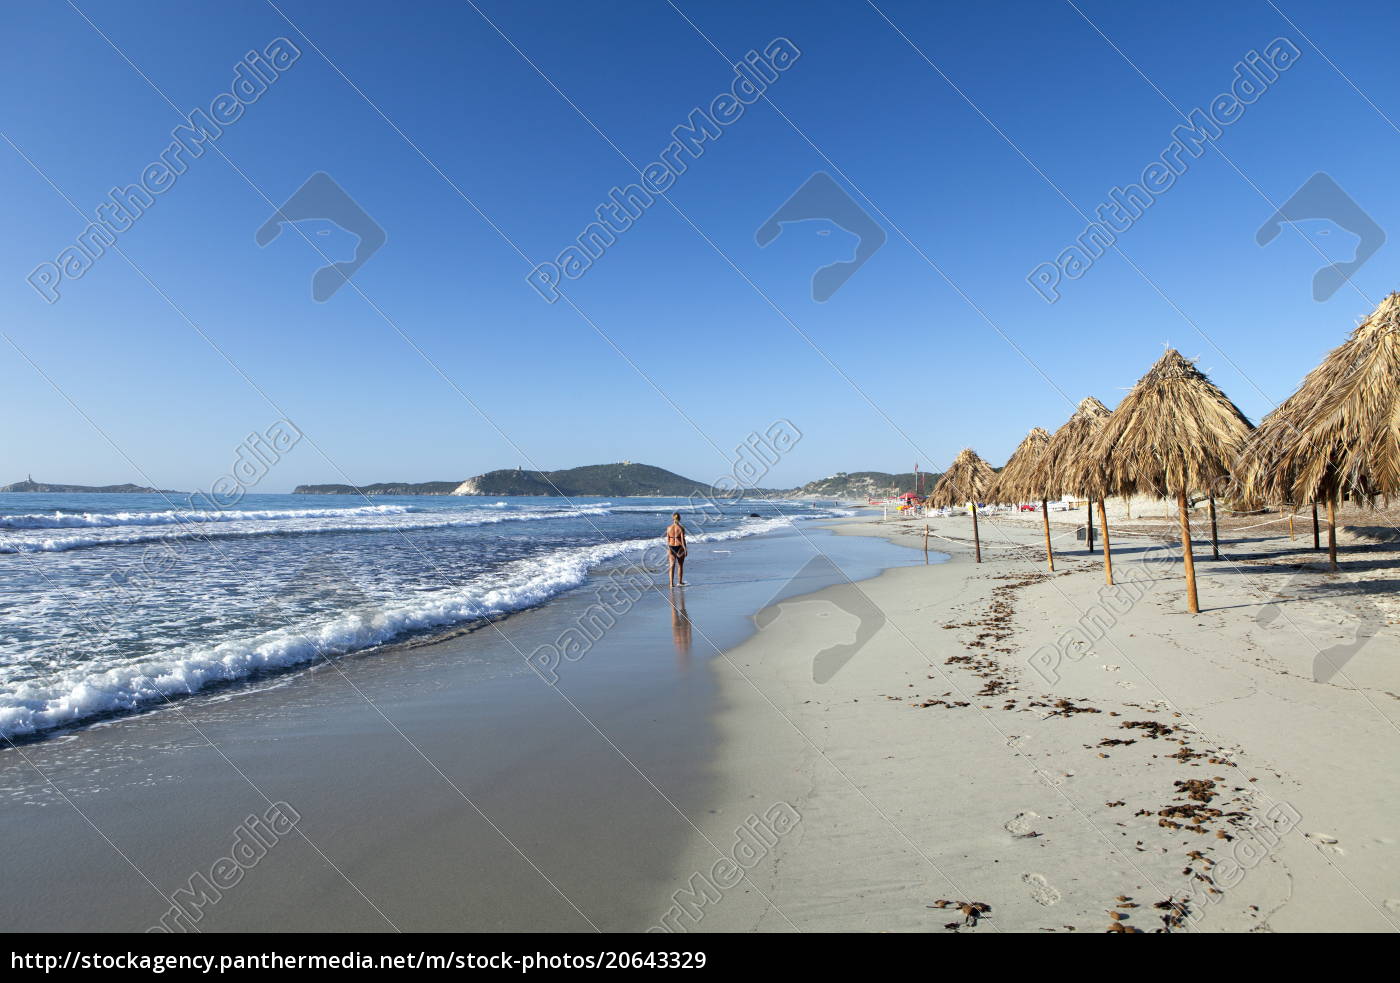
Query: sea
[{"left": 0, "top": 493, "right": 853, "bottom": 740}]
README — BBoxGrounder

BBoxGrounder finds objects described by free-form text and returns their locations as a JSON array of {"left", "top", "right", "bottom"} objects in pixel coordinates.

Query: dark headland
[{"left": 0, "top": 478, "right": 186, "bottom": 495}]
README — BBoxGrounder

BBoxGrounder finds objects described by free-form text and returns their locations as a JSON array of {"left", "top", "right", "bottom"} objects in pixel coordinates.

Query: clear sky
[{"left": 3, "top": 0, "right": 1397, "bottom": 492}]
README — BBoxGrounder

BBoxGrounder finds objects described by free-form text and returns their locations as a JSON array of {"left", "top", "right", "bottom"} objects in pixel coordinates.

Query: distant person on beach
[{"left": 665, "top": 513, "right": 688, "bottom": 587}]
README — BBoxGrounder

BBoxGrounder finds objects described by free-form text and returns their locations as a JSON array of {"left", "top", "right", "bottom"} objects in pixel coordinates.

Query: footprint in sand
[
  {"left": 1022, "top": 872, "right": 1061, "bottom": 906},
  {"left": 1305, "top": 831, "right": 1345, "bottom": 855},
  {"left": 1004, "top": 811, "right": 1041, "bottom": 838}
]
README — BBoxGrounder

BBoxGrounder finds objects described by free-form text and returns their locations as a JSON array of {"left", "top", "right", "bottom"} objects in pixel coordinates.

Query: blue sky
[{"left": 2, "top": 0, "right": 1397, "bottom": 492}]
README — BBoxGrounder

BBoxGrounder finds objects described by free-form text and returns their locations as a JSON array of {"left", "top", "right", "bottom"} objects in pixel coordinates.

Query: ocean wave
[
  {"left": 0, "top": 514, "right": 792, "bottom": 738},
  {"left": 0, "top": 504, "right": 413, "bottom": 530},
  {"left": 0, "top": 505, "right": 615, "bottom": 554}
]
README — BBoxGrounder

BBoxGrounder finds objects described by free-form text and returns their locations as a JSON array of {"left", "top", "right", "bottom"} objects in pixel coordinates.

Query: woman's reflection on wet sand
[{"left": 668, "top": 587, "right": 692, "bottom": 669}]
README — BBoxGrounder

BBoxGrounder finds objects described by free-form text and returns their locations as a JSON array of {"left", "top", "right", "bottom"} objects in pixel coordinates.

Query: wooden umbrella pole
[
  {"left": 1208, "top": 495, "right": 1219, "bottom": 559},
  {"left": 1086, "top": 499, "right": 1095, "bottom": 553},
  {"left": 1041, "top": 499, "right": 1054, "bottom": 572},
  {"left": 970, "top": 502, "right": 982, "bottom": 563},
  {"left": 1097, "top": 498, "right": 1113, "bottom": 585},
  {"left": 923, "top": 523, "right": 929, "bottom": 564},
  {"left": 1327, "top": 499, "right": 1338, "bottom": 572},
  {"left": 1178, "top": 491, "right": 1199, "bottom": 614},
  {"left": 1288, "top": 510, "right": 1294, "bottom": 539},
  {"left": 1312, "top": 502, "right": 1320, "bottom": 550}
]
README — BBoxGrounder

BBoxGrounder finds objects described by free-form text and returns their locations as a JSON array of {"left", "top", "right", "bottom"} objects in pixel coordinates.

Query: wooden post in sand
[
  {"left": 1178, "top": 491, "right": 1199, "bottom": 614},
  {"left": 970, "top": 503, "right": 982, "bottom": 563},
  {"left": 1288, "top": 509, "right": 1295, "bottom": 540},
  {"left": 1326, "top": 500, "right": 1338, "bottom": 572},
  {"left": 924, "top": 523, "right": 929, "bottom": 564},
  {"left": 1041, "top": 499, "right": 1054, "bottom": 572},
  {"left": 1085, "top": 499, "right": 1095, "bottom": 553},
  {"left": 1208, "top": 495, "right": 1220, "bottom": 559},
  {"left": 1312, "top": 502, "right": 1321, "bottom": 551},
  {"left": 1097, "top": 499, "right": 1113, "bottom": 585}
]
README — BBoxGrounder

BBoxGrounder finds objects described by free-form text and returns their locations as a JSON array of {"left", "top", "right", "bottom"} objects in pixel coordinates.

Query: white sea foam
[
  {"left": 0, "top": 505, "right": 615, "bottom": 554},
  {"left": 0, "top": 504, "right": 412, "bottom": 530},
  {"left": 0, "top": 514, "right": 792, "bottom": 738}
]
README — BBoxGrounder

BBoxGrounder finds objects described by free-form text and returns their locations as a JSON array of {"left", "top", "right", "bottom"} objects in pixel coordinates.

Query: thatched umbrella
[
  {"left": 1086, "top": 349, "right": 1254, "bottom": 613},
  {"left": 990, "top": 427, "right": 1056, "bottom": 571},
  {"left": 1035, "top": 396, "right": 1115, "bottom": 584},
  {"left": 1238, "top": 292, "right": 1400, "bottom": 570},
  {"left": 928, "top": 448, "right": 997, "bottom": 563}
]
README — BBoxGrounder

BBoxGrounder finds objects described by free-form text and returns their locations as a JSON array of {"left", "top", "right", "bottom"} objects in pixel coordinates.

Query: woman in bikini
[{"left": 665, "top": 513, "right": 688, "bottom": 587}]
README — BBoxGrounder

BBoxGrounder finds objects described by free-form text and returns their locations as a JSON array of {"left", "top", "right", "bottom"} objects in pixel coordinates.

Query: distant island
[
  {"left": 293, "top": 463, "right": 937, "bottom": 500},
  {"left": 0, "top": 478, "right": 186, "bottom": 495}
]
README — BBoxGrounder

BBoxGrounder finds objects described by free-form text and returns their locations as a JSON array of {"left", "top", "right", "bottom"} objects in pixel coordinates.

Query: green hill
[
  {"left": 787, "top": 471, "right": 939, "bottom": 500},
  {"left": 453, "top": 462, "right": 735, "bottom": 498}
]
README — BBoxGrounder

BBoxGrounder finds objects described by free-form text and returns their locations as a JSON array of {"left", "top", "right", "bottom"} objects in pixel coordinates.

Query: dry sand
[{"left": 652, "top": 507, "right": 1400, "bottom": 933}]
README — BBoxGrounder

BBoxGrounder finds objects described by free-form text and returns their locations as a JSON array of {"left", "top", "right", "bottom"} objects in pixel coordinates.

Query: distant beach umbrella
[
  {"left": 1237, "top": 292, "right": 1400, "bottom": 571},
  {"left": 1086, "top": 349, "right": 1254, "bottom": 613},
  {"left": 928, "top": 448, "right": 997, "bottom": 563},
  {"left": 1035, "top": 396, "right": 1115, "bottom": 583},
  {"left": 990, "top": 427, "right": 1057, "bottom": 571}
]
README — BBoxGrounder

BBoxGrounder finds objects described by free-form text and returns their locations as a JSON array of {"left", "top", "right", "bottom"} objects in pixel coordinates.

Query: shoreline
[{"left": 657, "top": 509, "right": 1400, "bottom": 932}]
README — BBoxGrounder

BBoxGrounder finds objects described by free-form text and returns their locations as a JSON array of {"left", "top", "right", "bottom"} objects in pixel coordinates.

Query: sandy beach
[{"left": 659, "top": 507, "right": 1400, "bottom": 933}]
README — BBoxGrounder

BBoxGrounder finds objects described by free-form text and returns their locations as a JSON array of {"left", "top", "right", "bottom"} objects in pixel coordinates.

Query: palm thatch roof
[
  {"left": 1238, "top": 292, "right": 1400, "bottom": 506},
  {"left": 1030, "top": 396, "right": 1112, "bottom": 499},
  {"left": 989, "top": 427, "right": 1052, "bottom": 504},
  {"left": 1232, "top": 394, "right": 1305, "bottom": 506},
  {"left": 927, "top": 448, "right": 997, "bottom": 507},
  {"left": 1085, "top": 349, "right": 1253, "bottom": 498}
]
